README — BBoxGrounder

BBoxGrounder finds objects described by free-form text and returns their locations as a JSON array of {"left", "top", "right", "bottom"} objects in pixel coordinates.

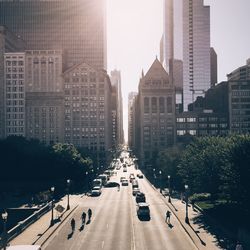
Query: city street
[{"left": 43, "top": 162, "right": 196, "bottom": 250}]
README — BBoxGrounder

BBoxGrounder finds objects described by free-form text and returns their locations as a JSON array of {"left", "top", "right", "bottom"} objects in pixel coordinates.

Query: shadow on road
[{"left": 67, "top": 232, "right": 74, "bottom": 239}]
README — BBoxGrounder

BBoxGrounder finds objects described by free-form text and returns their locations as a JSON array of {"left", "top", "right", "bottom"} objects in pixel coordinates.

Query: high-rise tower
[
  {"left": 183, "top": 0, "right": 210, "bottom": 110},
  {"left": 0, "top": 0, "right": 107, "bottom": 70}
]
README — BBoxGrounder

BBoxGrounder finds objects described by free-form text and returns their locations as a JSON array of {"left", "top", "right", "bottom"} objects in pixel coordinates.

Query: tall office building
[
  {"left": 0, "top": 0, "right": 107, "bottom": 70},
  {"left": 4, "top": 52, "right": 26, "bottom": 137},
  {"left": 163, "top": 0, "right": 211, "bottom": 111},
  {"left": 183, "top": 0, "right": 211, "bottom": 110},
  {"left": 0, "top": 26, "right": 25, "bottom": 138},
  {"left": 63, "top": 62, "right": 112, "bottom": 153},
  {"left": 128, "top": 92, "right": 137, "bottom": 150},
  {"left": 110, "top": 70, "right": 124, "bottom": 145},
  {"left": 210, "top": 47, "right": 218, "bottom": 87}
]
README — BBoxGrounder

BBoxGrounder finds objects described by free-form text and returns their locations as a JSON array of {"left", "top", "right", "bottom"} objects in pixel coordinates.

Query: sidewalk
[
  {"left": 166, "top": 196, "right": 222, "bottom": 249},
  {"left": 8, "top": 195, "right": 80, "bottom": 247}
]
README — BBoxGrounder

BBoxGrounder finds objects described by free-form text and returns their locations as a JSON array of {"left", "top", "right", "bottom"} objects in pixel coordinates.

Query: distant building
[
  {"left": 210, "top": 47, "right": 218, "bottom": 87},
  {"left": 134, "top": 58, "right": 176, "bottom": 167},
  {"left": 128, "top": 92, "right": 137, "bottom": 150},
  {"left": 227, "top": 58, "right": 250, "bottom": 81},
  {"left": 0, "top": 26, "right": 25, "bottom": 138},
  {"left": 110, "top": 70, "right": 124, "bottom": 145},
  {"left": 63, "top": 62, "right": 112, "bottom": 155},
  {"left": 110, "top": 85, "right": 117, "bottom": 148},
  {"left": 4, "top": 52, "right": 26, "bottom": 137},
  {"left": 0, "top": 0, "right": 107, "bottom": 70}
]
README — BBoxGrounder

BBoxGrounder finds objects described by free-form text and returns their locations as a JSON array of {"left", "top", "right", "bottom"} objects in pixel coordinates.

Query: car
[
  {"left": 7, "top": 246, "right": 41, "bottom": 250},
  {"left": 129, "top": 173, "right": 136, "bottom": 182},
  {"left": 120, "top": 176, "right": 126, "bottom": 182},
  {"left": 137, "top": 202, "right": 150, "bottom": 218},
  {"left": 91, "top": 186, "right": 102, "bottom": 196},
  {"left": 132, "top": 187, "right": 140, "bottom": 196},
  {"left": 123, "top": 167, "right": 127, "bottom": 172},
  {"left": 132, "top": 180, "right": 139, "bottom": 189},
  {"left": 105, "top": 181, "right": 120, "bottom": 188},
  {"left": 121, "top": 179, "right": 129, "bottom": 186},
  {"left": 137, "top": 173, "right": 143, "bottom": 178},
  {"left": 135, "top": 192, "right": 146, "bottom": 203}
]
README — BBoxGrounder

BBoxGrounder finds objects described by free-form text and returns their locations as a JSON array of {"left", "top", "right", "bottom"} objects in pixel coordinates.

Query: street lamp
[
  {"left": 50, "top": 186, "right": 55, "bottom": 226},
  {"left": 66, "top": 179, "right": 70, "bottom": 210},
  {"left": 2, "top": 211, "right": 8, "bottom": 250},
  {"left": 159, "top": 170, "right": 162, "bottom": 192},
  {"left": 153, "top": 168, "right": 156, "bottom": 179},
  {"left": 168, "top": 175, "right": 171, "bottom": 203},
  {"left": 185, "top": 184, "right": 189, "bottom": 224}
]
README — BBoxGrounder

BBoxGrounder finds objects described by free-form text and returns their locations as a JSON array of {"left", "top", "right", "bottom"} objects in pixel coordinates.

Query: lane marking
[
  {"left": 102, "top": 240, "right": 105, "bottom": 249},
  {"left": 106, "top": 223, "right": 109, "bottom": 229}
]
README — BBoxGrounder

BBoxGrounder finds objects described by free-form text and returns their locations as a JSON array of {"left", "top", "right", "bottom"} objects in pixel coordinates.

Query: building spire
[{"left": 141, "top": 69, "right": 144, "bottom": 77}]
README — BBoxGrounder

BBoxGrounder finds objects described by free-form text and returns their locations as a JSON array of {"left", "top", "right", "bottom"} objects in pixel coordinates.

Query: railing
[{"left": 0, "top": 202, "right": 52, "bottom": 248}]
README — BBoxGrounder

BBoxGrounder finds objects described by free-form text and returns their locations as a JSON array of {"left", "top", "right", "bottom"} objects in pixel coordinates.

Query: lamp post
[
  {"left": 66, "top": 179, "right": 70, "bottom": 210},
  {"left": 86, "top": 171, "right": 89, "bottom": 190},
  {"left": 2, "top": 211, "right": 8, "bottom": 250},
  {"left": 153, "top": 168, "right": 155, "bottom": 179},
  {"left": 168, "top": 175, "right": 171, "bottom": 203},
  {"left": 185, "top": 184, "right": 189, "bottom": 224},
  {"left": 159, "top": 170, "right": 162, "bottom": 193},
  {"left": 50, "top": 186, "right": 55, "bottom": 227}
]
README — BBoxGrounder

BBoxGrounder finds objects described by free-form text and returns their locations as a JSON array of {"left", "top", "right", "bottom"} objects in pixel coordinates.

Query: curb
[
  {"left": 34, "top": 204, "right": 79, "bottom": 247},
  {"left": 144, "top": 177, "right": 199, "bottom": 250}
]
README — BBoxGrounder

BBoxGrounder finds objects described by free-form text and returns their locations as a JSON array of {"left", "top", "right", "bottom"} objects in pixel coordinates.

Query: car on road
[
  {"left": 121, "top": 179, "right": 129, "bottom": 186},
  {"left": 137, "top": 202, "right": 150, "bottom": 218},
  {"left": 7, "top": 246, "right": 41, "bottom": 250},
  {"left": 120, "top": 176, "right": 126, "bottom": 182},
  {"left": 132, "top": 180, "right": 139, "bottom": 189},
  {"left": 137, "top": 173, "right": 143, "bottom": 178},
  {"left": 123, "top": 167, "right": 127, "bottom": 172},
  {"left": 132, "top": 187, "right": 140, "bottom": 196},
  {"left": 91, "top": 186, "right": 102, "bottom": 196},
  {"left": 135, "top": 192, "right": 146, "bottom": 203},
  {"left": 129, "top": 173, "right": 136, "bottom": 183},
  {"left": 105, "top": 181, "right": 120, "bottom": 188}
]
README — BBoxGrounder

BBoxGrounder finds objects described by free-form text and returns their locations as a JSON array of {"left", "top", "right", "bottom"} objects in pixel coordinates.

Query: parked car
[
  {"left": 120, "top": 176, "right": 126, "bottom": 182},
  {"left": 137, "top": 202, "right": 150, "bottom": 218},
  {"left": 91, "top": 186, "right": 102, "bottom": 196},
  {"left": 136, "top": 192, "right": 146, "bottom": 203}
]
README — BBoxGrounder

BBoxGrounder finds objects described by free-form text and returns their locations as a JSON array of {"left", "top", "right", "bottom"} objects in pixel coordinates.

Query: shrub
[{"left": 190, "top": 193, "right": 211, "bottom": 202}]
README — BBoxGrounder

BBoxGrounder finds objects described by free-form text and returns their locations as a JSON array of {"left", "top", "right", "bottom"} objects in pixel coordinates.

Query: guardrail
[{"left": 0, "top": 202, "right": 52, "bottom": 248}]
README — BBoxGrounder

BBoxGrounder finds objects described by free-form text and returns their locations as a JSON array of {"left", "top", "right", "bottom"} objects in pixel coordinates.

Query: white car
[
  {"left": 7, "top": 246, "right": 41, "bottom": 250},
  {"left": 91, "top": 186, "right": 102, "bottom": 196}
]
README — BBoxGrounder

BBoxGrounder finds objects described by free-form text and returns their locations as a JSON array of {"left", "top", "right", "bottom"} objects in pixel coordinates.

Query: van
[{"left": 7, "top": 245, "right": 41, "bottom": 250}]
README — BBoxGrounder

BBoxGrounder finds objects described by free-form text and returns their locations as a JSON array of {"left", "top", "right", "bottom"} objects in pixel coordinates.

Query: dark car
[
  {"left": 137, "top": 202, "right": 150, "bottom": 219},
  {"left": 104, "top": 182, "right": 120, "bottom": 188},
  {"left": 136, "top": 192, "right": 146, "bottom": 203}
]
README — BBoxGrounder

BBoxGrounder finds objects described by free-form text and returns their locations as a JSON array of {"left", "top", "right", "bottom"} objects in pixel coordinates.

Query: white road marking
[
  {"left": 102, "top": 240, "right": 105, "bottom": 249},
  {"left": 106, "top": 223, "right": 109, "bottom": 229}
]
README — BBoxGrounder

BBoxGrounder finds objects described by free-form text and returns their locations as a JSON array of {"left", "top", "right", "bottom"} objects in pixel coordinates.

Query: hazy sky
[{"left": 107, "top": 0, "right": 250, "bottom": 141}]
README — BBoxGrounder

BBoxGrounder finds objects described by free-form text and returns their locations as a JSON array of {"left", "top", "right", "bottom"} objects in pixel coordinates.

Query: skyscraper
[
  {"left": 183, "top": 0, "right": 211, "bottom": 110},
  {"left": 163, "top": 0, "right": 211, "bottom": 111},
  {"left": 0, "top": 0, "right": 107, "bottom": 70},
  {"left": 110, "top": 70, "right": 124, "bottom": 145}
]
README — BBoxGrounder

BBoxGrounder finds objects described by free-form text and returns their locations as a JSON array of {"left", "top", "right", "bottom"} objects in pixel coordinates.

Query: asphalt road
[{"left": 44, "top": 161, "right": 196, "bottom": 250}]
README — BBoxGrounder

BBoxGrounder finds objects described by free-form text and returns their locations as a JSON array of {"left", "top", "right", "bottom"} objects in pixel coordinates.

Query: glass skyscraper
[{"left": 0, "top": 0, "right": 107, "bottom": 70}]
